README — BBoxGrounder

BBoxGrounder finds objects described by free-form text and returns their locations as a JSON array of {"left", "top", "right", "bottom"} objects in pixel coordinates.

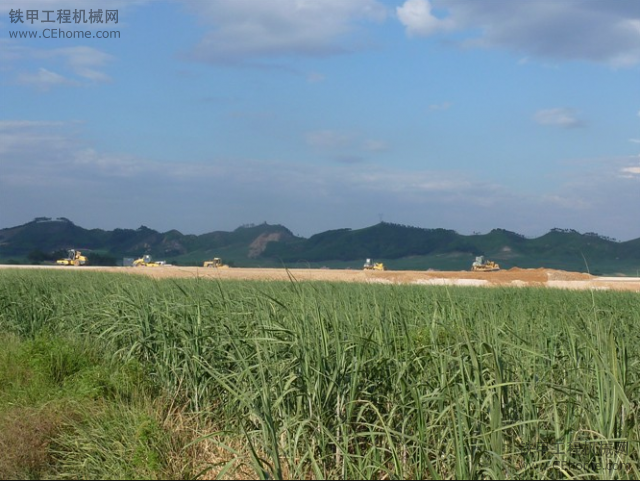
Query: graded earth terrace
[{"left": 2, "top": 264, "right": 640, "bottom": 292}]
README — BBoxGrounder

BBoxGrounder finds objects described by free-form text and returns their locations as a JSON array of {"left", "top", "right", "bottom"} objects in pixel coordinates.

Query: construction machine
[
  {"left": 363, "top": 258, "right": 385, "bottom": 271},
  {"left": 56, "top": 249, "right": 88, "bottom": 266},
  {"left": 471, "top": 256, "right": 500, "bottom": 272},
  {"left": 203, "top": 258, "right": 229, "bottom": 268},
  {"left": 133, "top": 254, "right": 166, "bottom": 267}
]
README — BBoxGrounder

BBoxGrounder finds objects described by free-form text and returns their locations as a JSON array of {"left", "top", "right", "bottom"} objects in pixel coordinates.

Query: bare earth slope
[{"left": 2, "top": 265, "right": 640, "bottom": 291}]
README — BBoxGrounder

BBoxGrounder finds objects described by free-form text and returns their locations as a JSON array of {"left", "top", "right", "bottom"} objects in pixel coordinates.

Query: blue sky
[{"left": 1, "top": 0, "right": 639, "bottom": 239}]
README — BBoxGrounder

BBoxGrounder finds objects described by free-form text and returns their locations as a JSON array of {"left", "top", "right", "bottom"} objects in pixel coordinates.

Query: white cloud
[
  {"left": 54, "top": 46, "right": 114, "bottom": 82},
  {"left": 0, "top": 120, "right": 80, "bottom": 156},
  {"left": 621, "top": 166, "right": 640, "bottom": 175},
  {"left": 401, "top": 1, "right": 640, "bottom": 67},
  {"left": 630, "top": 139, "right": 640, "bottom": 144},
  {"left": 185, "top": 0, "right": 387, "bottom": 64},
  {"left": 16, "top": 68, "right": 76, "bottom": 89},
  {"left": 396, "top": 0, "right": 454, "bottom": 37},
  {"left": 534, "top": 108, "right": 584, "bottom": 129},
  {"left": 1, "top": 43, "right": 114, "bottom": 87}
]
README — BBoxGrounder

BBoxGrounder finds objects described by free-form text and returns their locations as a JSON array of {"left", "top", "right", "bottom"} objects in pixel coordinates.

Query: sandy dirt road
[{"left": 2, "top": 265, "right": 640, "bottom": 292}]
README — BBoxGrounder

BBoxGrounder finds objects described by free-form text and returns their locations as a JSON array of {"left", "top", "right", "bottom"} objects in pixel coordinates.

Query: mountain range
[{"left": 1, "top": 217, "right": 639, "bottom": 275}]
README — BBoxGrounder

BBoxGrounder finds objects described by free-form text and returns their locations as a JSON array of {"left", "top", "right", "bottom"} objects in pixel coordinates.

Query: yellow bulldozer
[
  {"left": 56, "top": 249, "right": 88, "bottom": 266},
  {"left": 133, "top": 254, "right": 166, "bottom": 267},
  {"left": 203, "top": 258, "right": 229, "bottom": 268},
  {"left": 363, "top": 258, "right": 385, "bottom": 271},
  {"left": 471, "top": 256, "right": 500, "bottom": 272}
]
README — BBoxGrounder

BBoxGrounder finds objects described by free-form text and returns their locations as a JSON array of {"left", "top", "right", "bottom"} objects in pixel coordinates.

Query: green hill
[
  {"left": 263, "top": 223, "right": 465, "bottom": 261},
  {"left": 1, "top": 218, "right": 639, "bottom": 275},
  {"left": 262, "top": 223, "right": 640, "bottom": 275},
  {"left": 0, "top": 218, "right": 298, "bottom": 267}
]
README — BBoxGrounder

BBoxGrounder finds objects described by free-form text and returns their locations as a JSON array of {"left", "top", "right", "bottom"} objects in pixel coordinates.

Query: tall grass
[{"left": 1, "top": 269, "right": 640, "bottom": 479}]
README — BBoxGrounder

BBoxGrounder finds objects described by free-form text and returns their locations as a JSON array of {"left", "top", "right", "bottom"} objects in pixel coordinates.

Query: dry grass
[
  {"left": 194, "top": 436, "right": 265, "bottom": 480},
  {"left": 0, "top": 406, "right": 66, "bottom": 480}
]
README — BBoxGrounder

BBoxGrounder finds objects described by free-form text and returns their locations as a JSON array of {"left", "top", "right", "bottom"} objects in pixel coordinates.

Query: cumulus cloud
[
  {"left": 185, "top": 0, "right": 387, "bottom": 64},
  {"left": 396, "top": 0, "right": 454, "bottom": 36},
  {"left": 534, "top": 108, "right": 584, "bottom": 129},
  {"left": 398, "top": 1, "right": 640, "bottom": 67}
]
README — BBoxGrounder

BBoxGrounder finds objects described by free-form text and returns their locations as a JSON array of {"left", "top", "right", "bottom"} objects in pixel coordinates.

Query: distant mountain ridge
[
  {"left": 0, "top": 217, "right": 298, "bottom": 262},
  {"left": 264, "top": 223, "right": 634, "bottom": 262},
  {"left": 1, "top": 217, "right": 639, "bottom": 274}
]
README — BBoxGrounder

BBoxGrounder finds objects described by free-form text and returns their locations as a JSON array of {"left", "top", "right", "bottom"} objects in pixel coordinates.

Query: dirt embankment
[{"left": 3, "top": 265, "right": 640, "bottom": 291}]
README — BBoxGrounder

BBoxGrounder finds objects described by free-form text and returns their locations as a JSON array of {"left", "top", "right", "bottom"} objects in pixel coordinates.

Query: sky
[{"left": 0, "top": 0, "right": 639, "bottom": 240}]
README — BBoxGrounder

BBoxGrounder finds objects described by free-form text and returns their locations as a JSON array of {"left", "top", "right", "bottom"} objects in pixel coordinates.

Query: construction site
[{"left": 3, "top": 264, "right": 640, "bottom": 292}]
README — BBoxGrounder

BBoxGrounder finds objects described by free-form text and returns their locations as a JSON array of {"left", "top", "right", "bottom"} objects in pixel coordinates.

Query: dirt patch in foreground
[
  {"left": 102, "top": 266, "right": 591, "bottom": 286},
  {"left": 3, "top": 265, "right": 638, "bottom": 291}
]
